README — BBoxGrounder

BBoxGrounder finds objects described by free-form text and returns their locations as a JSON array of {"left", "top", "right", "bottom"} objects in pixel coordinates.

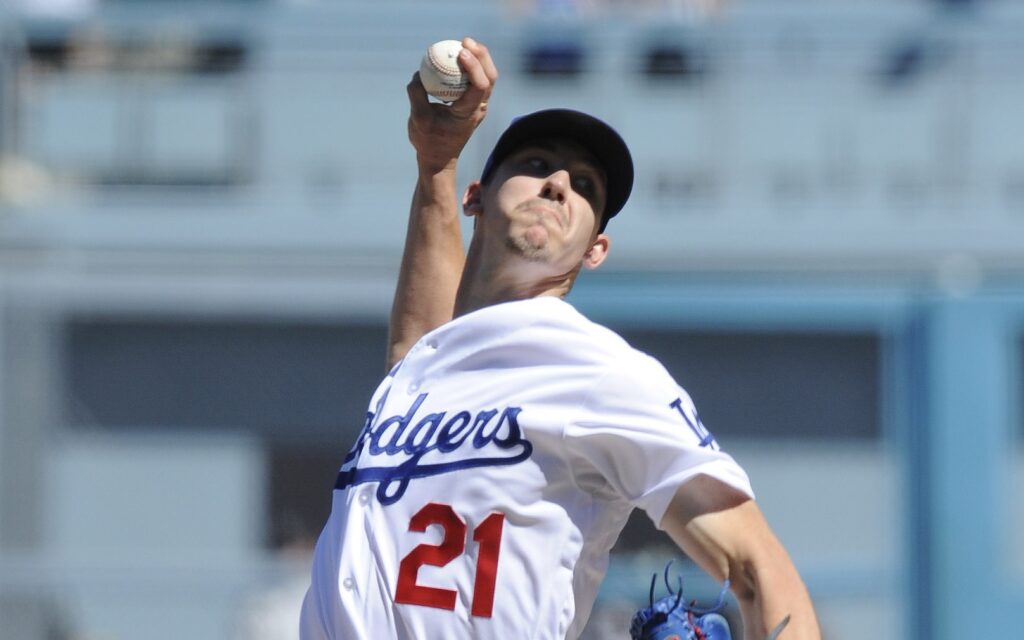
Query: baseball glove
[{"left": 628, "top": 563, "right": 732, "bottom": 640}]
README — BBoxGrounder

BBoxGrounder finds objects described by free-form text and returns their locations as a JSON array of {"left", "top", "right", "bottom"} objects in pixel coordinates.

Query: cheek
[
  {"left": 572, "top": 200, "right": 600, "bottom": 237},
  {"left": 496, "top": 175, "right": 538, "bottom": 200},
  {"left": 564, "top": 218, "right": 600, "bottom": 257},
  {"left": 482, "top": 184, "right": 519, "bottom": 222}
]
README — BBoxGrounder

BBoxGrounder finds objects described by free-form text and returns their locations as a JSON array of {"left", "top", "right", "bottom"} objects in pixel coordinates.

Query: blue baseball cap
[{"left": 480, "top": 109, "right": 634, "bottom": 232}]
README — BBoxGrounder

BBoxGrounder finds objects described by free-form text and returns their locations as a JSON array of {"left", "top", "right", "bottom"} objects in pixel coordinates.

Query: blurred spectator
[
  {"left": 9, "top": 0, "right": 97, "bottom": 19},
  {"left": 505, "top": 0, "right": 599, "bottom": 19},
  {"left": 505, "top": 0, "right": 725, "bottom": 21},
  {"left": 234, "top": 572, "right": 308, "bottom": 640},
  {"left": 0, "top": 25, "right": 13, "bottom": 157},
  {"left": 232, "top": 514, "right": 316, "bottom": 640},
  {"left": 656, "top": 0, "right": 725, "bottom": 22}
]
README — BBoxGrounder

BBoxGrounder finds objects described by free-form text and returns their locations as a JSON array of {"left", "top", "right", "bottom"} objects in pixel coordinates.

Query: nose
[{"left": 540, "top": 170, "right": 569, "bottom": 204}]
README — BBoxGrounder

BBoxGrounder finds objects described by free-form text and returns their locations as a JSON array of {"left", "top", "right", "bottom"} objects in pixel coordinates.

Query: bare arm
[
  {"left": 387, "top": 38, "right": 498, "bottom": 369},
  {"left": 660, "top": 475, "right": 821, "bottom": 640}
]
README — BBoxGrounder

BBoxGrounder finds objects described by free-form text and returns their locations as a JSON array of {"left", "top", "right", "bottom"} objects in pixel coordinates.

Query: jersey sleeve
[{"left": 563, "top": 354, "right": 754, "bottom": 528}]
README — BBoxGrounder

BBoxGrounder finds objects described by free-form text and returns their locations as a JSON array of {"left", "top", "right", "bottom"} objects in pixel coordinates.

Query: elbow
[
  {"left": 726, "top": 556, "right": 760, "bottom": 604},
  {"left": 723, "top": 537, "right": 797, "bottom": 605}
]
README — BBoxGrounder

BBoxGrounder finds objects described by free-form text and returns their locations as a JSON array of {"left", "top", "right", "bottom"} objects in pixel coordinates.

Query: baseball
[{"left": 419, "top": 40, "right": 468, "bottom": 102}]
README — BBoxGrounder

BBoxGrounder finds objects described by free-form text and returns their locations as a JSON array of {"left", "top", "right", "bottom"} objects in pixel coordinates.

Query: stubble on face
[{"left": 504, "top": 198, "right": 567, "bottom": 261}]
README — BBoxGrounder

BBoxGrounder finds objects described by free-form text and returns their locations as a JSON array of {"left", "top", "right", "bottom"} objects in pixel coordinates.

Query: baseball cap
[{"left": 480, "top": 109, "right": 634, "bottom": 232}]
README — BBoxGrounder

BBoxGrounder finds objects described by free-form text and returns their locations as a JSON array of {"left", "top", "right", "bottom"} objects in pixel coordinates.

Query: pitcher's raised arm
[{"left": 387, "top": 38, "right": 498, "bottom": 369}]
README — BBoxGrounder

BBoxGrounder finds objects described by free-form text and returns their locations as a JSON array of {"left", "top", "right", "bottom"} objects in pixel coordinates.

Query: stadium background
[{"left": 0, "top": 0, "right": 1022, "bottom": 637}]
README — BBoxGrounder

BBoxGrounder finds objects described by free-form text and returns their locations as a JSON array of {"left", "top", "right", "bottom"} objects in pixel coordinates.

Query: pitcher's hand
[{"left": 407, "top": 37, "right": 499, "bottom": 175}]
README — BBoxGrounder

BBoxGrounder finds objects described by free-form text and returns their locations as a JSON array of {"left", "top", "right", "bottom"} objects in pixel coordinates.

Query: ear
[
  {"left": 463, "top": 181, "right": 484, "bottom": 218},
  {"left": 583, "top": 234, "right": 610, "bottom": 270}
]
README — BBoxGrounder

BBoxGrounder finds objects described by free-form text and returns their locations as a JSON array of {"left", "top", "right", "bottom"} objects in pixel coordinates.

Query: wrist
[
  {"left": 417, "top": 164, "right": 459, "bottom": 191},
  {"left": 413, "top": 168, "right": 461, "bottom": 221},
  {"left": 416, "top": 153, "right": 459, "bottom": 178}
]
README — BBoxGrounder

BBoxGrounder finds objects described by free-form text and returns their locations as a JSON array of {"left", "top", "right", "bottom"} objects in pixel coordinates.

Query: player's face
[{"left": 475, "top": 139, "right": 609, "bottom": 271}]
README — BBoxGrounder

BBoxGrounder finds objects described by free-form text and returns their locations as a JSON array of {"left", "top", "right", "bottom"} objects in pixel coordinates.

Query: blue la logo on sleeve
[{"left": 669, "top": 397, "right": 719, "bottom": 450}]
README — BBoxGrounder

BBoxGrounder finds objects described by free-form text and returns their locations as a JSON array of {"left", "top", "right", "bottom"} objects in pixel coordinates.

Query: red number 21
[{"left": 395, "top": 502, "right": 505, "bottom": 618}]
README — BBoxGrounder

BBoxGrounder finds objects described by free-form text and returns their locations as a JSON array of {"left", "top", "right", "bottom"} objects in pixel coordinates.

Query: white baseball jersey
[{"left": 300, "top": 297, "right": 753, "bottom": 640}]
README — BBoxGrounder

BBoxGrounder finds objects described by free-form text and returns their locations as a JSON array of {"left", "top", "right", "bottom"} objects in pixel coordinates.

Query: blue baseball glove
[{"left": 629, "top": 563, "right": 732, "bottom": 640}]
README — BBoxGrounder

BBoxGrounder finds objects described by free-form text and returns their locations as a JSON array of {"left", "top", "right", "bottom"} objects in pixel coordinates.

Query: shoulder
[
  {"left": 527, "top": 299, "right": 677, "bottom": 388},
  {"left": 498, "top": 299, "right": 656, "bottom": 373}
]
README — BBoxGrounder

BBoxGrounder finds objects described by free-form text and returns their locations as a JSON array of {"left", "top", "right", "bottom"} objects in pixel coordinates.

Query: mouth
[{"left": 521, "top": 200, "right": 567, "bottom": 229}]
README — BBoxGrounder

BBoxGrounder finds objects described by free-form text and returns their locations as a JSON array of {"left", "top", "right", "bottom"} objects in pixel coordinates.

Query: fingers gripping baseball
[
  {"left": 450, "top": 38, "right": 498, "bottom": 119},
  {"left": 407, "top": 37, "right": 497, "bottom": 174}
]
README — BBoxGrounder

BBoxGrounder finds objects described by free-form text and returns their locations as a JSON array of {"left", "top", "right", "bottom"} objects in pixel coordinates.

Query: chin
[{"left": 503, "top": 231, "right": 550, "bottom": 261}]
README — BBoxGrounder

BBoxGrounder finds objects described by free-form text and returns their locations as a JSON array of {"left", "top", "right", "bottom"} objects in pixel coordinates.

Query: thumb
[{"left": 406, "top": 72, "right": 432, "bottom": 117}]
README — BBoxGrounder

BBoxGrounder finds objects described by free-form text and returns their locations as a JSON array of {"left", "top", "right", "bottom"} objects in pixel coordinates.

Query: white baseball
[{"left": 419, "top": 40, "right": 468, "bottom": 102}]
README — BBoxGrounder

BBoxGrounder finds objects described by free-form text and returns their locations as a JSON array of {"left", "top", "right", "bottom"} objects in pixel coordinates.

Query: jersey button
[
  {"left": 343, "top": 577, "right": 355, "bottom": 591},
  {"left": 408, "top": 381, "right": 420, "bottom": 393},
  {"left": 358, "top": 489, "right": 372, "bottom": 505},
  {"left": 426, "top": 340, "right": 438, "bottom": 350}
]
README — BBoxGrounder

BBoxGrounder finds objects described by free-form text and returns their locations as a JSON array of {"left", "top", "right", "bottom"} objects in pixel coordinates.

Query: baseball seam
[{"left": 428, "top": 46, "right": 463, "bottom": 79}]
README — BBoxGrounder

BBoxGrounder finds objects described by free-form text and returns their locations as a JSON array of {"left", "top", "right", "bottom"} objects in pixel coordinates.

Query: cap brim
[{"left": 481, "top": 109, "right": 634, "bottom": 232}]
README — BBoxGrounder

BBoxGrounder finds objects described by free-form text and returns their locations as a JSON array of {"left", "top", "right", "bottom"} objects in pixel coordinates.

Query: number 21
[{"left": 395, "top": 502, "right": 505, "bottom": 618}]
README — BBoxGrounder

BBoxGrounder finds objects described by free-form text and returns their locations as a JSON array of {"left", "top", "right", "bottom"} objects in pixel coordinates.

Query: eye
[
  {"left": 524, "top": 156, "right": 550, "bottom": 174},
  {"left": 572, "top": 174, "right": 597, "bottom": 200}
]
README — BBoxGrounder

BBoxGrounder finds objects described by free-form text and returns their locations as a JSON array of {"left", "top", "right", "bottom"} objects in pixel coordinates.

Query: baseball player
[{"left": 300, "top": 38, "right": 820, "bottom": 639}]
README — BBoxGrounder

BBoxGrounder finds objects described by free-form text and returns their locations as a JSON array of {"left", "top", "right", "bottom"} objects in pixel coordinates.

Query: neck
[
  {"left": 452, "top": 244, "right": 579, "bottom": 318},
  {"left": 453, "top": 280, "right": 570, "bottom": 318}
]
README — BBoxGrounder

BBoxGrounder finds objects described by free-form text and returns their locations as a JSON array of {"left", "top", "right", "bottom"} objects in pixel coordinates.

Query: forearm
[
  {"left": 730, "top": 542, "right": 819, "bottom": 640},
  {"left": 386, "top": 167, "right": 466, "bottom": 369}
]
